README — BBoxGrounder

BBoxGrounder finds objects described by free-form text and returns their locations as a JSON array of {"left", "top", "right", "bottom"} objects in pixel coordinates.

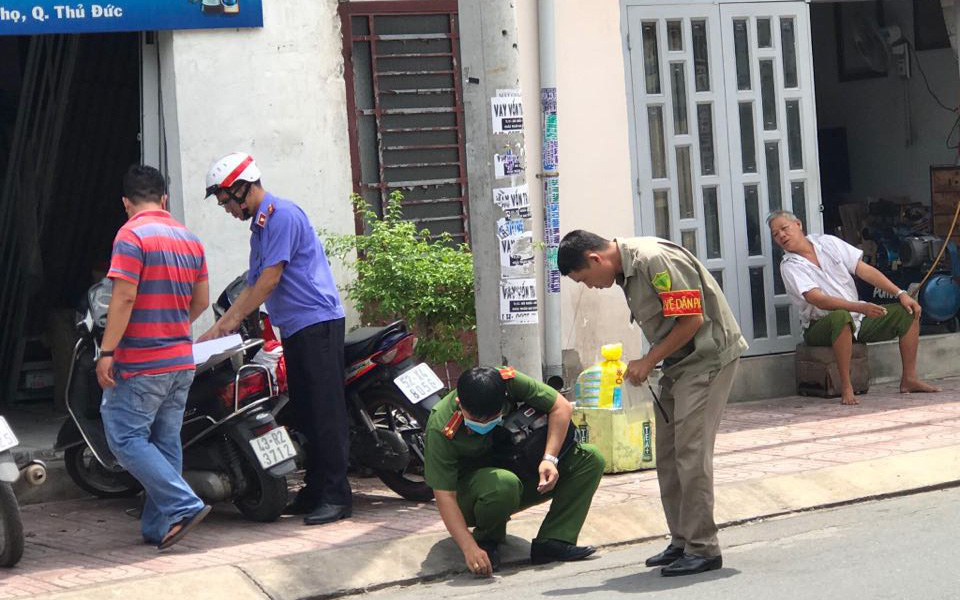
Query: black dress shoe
[
  {"left": 303, "top": 503, "right": 352, "bottom": 525},
  {"left": 530, "top": 539, "right": 597, "bottom": 565},
  {"left": 645, "top": 544, "right": 684, "bottom": 567},
  {"left": 660, "top": 553, "right": 722, "bottom": 577},
  {"left": 283, "top": 492, "right": 319, "bottom": 516},
  {"left": 477, "top": 540, "right": 501, "bottom": 572}
]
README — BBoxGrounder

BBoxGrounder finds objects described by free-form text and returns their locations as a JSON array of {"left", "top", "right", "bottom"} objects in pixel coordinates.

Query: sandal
[{"left": 158, "top": 505, "right": 212, "bottom": 550}]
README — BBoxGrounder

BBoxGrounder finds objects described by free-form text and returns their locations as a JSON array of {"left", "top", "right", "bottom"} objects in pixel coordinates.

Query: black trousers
[{"left": 282, "top": 318, "right": 352, "bottom": 507}]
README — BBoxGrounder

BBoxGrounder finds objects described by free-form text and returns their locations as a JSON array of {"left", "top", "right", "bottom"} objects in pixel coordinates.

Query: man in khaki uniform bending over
[{"left": 558, "top": 230, "right": 747, "bottom": 577}]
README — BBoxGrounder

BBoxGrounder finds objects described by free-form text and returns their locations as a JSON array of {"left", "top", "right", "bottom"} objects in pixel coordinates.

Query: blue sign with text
[{"left": 0, "top": 1, "right": 263, "bottom": 36}]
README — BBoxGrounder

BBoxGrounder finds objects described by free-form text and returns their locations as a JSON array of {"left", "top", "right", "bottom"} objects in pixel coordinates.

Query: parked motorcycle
[
  {"left": 55, "top": 278, "right": 298, "bottom": 522},
  {"left": 0, "top": 416, "right": 47, "bottom": 567},
  {"left": 214, "top": 274, "right": 445, "bottom": 502}
]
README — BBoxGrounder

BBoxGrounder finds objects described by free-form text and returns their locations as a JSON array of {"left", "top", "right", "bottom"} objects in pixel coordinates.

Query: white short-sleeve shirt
[{"left": 780, "top": 234, "right": 864, "bottom": 334}]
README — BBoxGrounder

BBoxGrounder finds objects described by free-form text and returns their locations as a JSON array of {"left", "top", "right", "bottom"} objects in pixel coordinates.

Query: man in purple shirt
[{"left": 199, "top": 153, "right": 351, "bottom": 525}]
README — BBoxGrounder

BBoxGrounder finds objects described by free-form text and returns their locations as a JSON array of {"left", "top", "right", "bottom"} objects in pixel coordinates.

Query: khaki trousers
[{"left": 655, "top": 358, "right": 739, "bottom": 557}]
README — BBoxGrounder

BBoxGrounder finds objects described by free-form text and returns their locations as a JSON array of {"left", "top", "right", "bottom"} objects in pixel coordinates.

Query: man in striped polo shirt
[{"left": 95, "top": 165, "right": 212, "bottom": 550}]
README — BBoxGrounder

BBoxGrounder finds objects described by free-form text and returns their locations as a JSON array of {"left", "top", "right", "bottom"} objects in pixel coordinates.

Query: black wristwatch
[{"left": 100, "top": 349, "right": 115, "bottom": 358}]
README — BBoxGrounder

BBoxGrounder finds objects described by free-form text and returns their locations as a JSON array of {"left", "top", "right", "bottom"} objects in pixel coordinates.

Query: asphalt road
[{"left": 355, "top": 486, "right": 960, "bottom": 599}]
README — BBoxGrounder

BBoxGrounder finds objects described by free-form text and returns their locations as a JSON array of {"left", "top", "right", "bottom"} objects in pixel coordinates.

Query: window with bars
[{"left": 340, "top": 1, "right": 469, "bottom": 242}]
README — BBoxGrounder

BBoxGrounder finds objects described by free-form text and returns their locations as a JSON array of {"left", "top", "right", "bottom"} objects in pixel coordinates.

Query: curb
[{"left": 28, "top": 444, "right": 960, "bottom": 600}]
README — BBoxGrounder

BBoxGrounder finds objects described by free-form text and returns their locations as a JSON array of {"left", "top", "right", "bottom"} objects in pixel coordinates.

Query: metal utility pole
[
  {"left": 538, "top": 0, "right": 562, "bottom": 387},
  {"left": 459, "top": 0, "right": 543, "bottom": 377}
]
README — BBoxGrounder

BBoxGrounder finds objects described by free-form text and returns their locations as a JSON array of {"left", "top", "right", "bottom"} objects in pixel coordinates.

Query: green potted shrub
[{"left": 322, "top": 191, "right": 476, "bottom": 386}]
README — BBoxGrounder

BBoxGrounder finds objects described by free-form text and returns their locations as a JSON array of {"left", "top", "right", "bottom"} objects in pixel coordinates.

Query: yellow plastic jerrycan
[{"left": 597, "top": 343, "right": 626, "bottom": 409}]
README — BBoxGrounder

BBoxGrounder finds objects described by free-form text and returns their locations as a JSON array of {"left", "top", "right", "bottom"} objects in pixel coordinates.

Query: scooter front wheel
[
  {"left": 64, "top": 445, "right": 141, "bottom": 498},
  {"left": 0, "top": 482, "right": 24, "bottom": 568}
]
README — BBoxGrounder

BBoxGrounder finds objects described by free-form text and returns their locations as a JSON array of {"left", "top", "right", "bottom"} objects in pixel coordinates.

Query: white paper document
[{"left": 192, "top": 334, "right": 243, "bottom": 366}]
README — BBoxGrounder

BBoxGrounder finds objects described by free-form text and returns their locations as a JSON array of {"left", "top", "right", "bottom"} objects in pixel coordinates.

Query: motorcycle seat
[{"left": 344, "top": 321, "right": 407, "bottom": 364}]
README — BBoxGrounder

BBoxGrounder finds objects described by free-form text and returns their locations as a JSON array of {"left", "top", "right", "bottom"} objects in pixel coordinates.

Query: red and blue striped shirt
[{"left": 107, "top": 210, "right": 207, "bottom": 378}]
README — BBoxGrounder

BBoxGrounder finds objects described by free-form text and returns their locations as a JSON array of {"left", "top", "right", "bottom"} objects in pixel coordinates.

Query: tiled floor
[{"left": 2, "top": 378, "right": 960, "bottom": 597}]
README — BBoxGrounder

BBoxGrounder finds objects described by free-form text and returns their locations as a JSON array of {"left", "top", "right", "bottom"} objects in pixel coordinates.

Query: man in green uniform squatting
[
  {"left": 558, "top": 230, "right": 747, "bottom": 577},
  {"left": 424, "top": 366, "right": 605, "bottom": 577}
]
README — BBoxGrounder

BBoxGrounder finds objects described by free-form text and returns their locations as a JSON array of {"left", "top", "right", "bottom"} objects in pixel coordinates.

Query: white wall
[
  {"left": 161, "top": 0, "right": 356, "bottom": 331},
  {"left": 811, "top": 1, "right": 960, "bottom": 209},
  {"left": 516, "top": 0, "right": 642, "bottom": 374}
]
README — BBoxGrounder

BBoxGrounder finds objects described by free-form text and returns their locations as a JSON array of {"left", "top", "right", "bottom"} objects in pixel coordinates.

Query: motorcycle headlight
[{"left": 87, "top": 278, "right": 114, "bottom": 329}]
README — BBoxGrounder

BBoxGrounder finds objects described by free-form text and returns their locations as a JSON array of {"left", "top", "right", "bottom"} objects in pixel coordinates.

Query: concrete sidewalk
[{"left": 3, "top": 378, "right": 960, "bottom": 599}]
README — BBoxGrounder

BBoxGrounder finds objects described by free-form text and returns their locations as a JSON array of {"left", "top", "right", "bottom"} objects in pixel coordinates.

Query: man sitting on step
[{"left": 768, "top": 210, "right": 939, "bottom": 405}]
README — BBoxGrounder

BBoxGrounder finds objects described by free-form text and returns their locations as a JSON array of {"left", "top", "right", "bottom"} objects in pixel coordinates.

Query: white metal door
[
  {"left": 720, "top": 3, "right": 821, "bottom": 354},
  {"left": 625, "top": 1, "right": 820, "bottom": 355},
  {"left": 625, "top": 5, "right": 742, "bottom": 318}
]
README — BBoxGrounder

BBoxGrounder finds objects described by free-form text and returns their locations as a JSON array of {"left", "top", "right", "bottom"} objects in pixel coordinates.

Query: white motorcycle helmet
[{"left": 204, "top": 152, "right": 262, "bottom": 198}]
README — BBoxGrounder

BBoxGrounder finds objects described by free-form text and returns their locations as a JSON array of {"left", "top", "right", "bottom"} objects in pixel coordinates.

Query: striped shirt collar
[{"left": 128, "top": 209, "right": 170, "bottom": 223}]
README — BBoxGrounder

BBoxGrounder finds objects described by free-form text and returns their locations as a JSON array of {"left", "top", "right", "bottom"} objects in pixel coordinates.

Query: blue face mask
[{"left": 463, "top": 414, "right": 502, "bottom": 435}]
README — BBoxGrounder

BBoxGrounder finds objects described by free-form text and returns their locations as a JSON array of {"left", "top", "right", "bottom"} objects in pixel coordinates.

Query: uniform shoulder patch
[
  {"left": 267, "top": 203, "right": 276, "bottom": 216},
  {"left": 498, "top": 366, "right": 517, "bottom": 380},
  {"left": 659, "top": 289, "right": 703, "bottom": 317},
  {"left": 442, "top": 410, "right": 463, "bottom": 439},
  {"left": 652, "top": 270, "right": 672, "bottom": 293},
  {"left": 256, "top": 212, "right": 267, "bottom": 228}
]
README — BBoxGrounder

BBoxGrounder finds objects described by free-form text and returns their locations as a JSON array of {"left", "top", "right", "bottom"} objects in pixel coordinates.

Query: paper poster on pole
[
  {"left": 494, "top": 150, "right": 522, "bottom": 179},
  {"left": 493, "top": 184, "right": 530, "bottom": 213},
  {"left": 491, "top": 95, "right": 523, "bottom": 133},
  {"left": 544, "top": 178, "right": 561, "bottom": 293},
  {"left": 500, "top": 278, "right": 538, "bottom": 325},
  {"left": 541, "top": 88, "right": 559, "bottom": 171},
  {"left": 497, "top": 218, "right": 534, "bottom": 277},
  {"left": 497, "top": 217, "right": 525, "bottom": 240}
]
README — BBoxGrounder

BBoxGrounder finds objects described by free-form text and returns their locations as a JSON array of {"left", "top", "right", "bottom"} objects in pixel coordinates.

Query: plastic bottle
[
  {"left": 623, "top": 375, "right": 657, "bottom": 467},
  {"left": 577, "top": 412, "right": 590, "bottom": 443},
  {"left": 597, "top": 343, "right": 626, "bottom": 409}
]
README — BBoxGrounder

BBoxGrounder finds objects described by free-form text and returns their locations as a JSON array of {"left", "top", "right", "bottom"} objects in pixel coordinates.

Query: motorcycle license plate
[
  {"left": 394, "top": 363, "right": 444, "bottom": 404},
  {"left": 0, "top": 417, "right": 18, "bottom": 453},
  {"left": 249, "top": 427, "right": 296, "bottom": 470}
]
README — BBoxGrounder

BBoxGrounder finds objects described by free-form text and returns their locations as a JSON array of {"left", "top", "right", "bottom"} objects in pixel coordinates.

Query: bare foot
[
  {"left": 840, "top": 392, "right": 860, "bottom": 406},
  {"left": 159, "top": 522, "right": 184, "bottom": 546},
  {"left": 841, "top": 389, "right": 859, "bottom": 405},
  {"left": 840, "top": 383, "right": 859, "bottom": 405},
  {"left": 900, "top": 378, "right": 940, "bottom": 394}
]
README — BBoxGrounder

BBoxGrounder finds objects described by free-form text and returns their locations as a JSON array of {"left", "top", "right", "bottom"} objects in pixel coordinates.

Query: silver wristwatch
[{"left": 542, "top": 453, "right": 559, "bottom": 465}]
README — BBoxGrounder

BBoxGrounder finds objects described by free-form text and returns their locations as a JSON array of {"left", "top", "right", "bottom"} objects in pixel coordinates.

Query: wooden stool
[{"left": 795, "top": 343, "right": 870, "bottom": 398}]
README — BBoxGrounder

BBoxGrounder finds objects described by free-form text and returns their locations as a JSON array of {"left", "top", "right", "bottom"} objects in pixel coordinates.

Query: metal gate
[
  {"left": 625, "top": 1, "right": 821, "bottom": 355},
  {"left": 340, "top": 0, "right": 469, "bottom": 241}
]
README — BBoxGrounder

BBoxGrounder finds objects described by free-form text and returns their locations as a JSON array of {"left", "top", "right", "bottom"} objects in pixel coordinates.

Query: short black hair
[
  {"left": 457, "top": 367, "right": 507, "bottom": 418},
  {"left": 557, "top": 229, "right": 609, "bottom": 275},
  {"left": 123, "top": 164, "right": 166, "bottom": 205}
]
